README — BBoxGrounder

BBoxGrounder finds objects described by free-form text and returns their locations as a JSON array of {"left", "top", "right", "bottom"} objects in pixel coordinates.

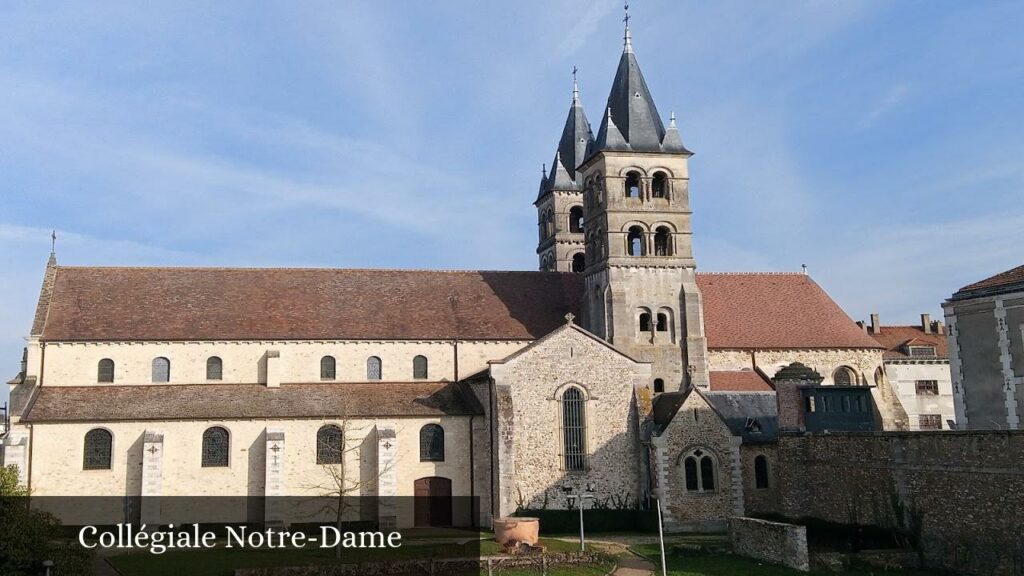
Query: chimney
[
  {"left": 870, "top": 313, "right": 880, "bottom": 335},
  {"left": 265, "top": 350, "right": 281, "bottom": 388},
  {"left": 935, "top": 320, "right": 945, "bottom": 335},
  {"left": 921, "top": 314, "right": 932, "bottom": 334}
]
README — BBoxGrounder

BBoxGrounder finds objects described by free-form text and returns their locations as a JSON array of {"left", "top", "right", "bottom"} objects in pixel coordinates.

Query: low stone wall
[
  {"left": 728, "top": 517, "right": 809, "bottom": 572},
  {"left": 235, "top": 552, "right": 603, "bottom": 576}
]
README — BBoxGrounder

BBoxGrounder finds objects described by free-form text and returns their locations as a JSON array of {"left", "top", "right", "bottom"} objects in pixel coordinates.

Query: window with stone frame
[
  {"left": 152, "top": 357, "right": 170, "bottom": 383},
  {"left": 832, "top": 366, "right": 856, "bottom": 386},
  {"left": 561, "top": 386, "right": 587, "bottom": 471},
  {"left": 919, "top": 414, "right": 942, "bottom": 430},
  {"left": 202, "top": 426, "right": 230, "bottom": 467},
  {"left": 206, "top": 356, "right": 223, "bottom": 380},
  {"left": 83, "top": 429, "right": 112, "bottom": 470},
  {"left": 754, "top": 455, "right": 769, "bottom": 489},
  {"left": 683, "top": 448, "right": 717, "bottom": 492},
  {"left": 915, "top": 380, "right": 939, "bottom": 395},
  {"left": 97, "top": 358, "right": 115, "bottom": 383},
  {"left": 367, "top": 356, "right": 382, "bottom": 380},
  {"left": 413, "top": 355, "right": 428, "bottom": 379},
  {"left": 316, "top": 425, "right": 343, "bottom": 465},
  {"left": 320, "top": 355, "right": 336, "bottom": 380},
  {"left": 909, "top": 346, "right": 937, "bottom": 357},
  {"left": 419, "top": 424, "right": 444, "bottom": 462}
]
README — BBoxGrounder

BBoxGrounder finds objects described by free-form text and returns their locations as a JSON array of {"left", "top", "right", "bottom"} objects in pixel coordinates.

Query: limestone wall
[
  {"left": 728, "top": 517, "right": 809, "bottom": 572},
  {"left": 775, "top": 431, "right": 1024, "bottom": 576},
  {"left": 739, "top": 444, "right": 778, "bottom": 516}
]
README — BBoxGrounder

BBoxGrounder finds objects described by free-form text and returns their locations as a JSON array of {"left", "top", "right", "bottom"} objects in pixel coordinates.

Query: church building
[{"left": 3, "top": 22, "right": 903, "bottom": 531}]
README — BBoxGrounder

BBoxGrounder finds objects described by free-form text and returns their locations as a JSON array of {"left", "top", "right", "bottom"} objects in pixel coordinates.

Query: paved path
[
  {"left": 612, "top": 553, "right": 655, "bottom": 575},
  {"left": 94, "top": 557, "right": 120, "bottom": 576}
]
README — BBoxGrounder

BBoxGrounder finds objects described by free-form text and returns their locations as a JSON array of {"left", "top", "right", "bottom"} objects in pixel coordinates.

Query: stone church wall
[
  {"left": 739, "top": 444, "right": 778, "bottom": 516},
  {"left": 775, "top": 431, "right": 1024, "bottom": 576}
]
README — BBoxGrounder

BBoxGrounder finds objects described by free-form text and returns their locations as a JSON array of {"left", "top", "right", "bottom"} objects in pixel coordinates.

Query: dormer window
[{"left": 908, "top": 345, "right": 936, "bottom": 357}]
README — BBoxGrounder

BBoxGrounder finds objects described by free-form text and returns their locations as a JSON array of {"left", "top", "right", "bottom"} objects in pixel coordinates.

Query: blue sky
[{"left": 2, "top": 1, "right": 1023, "bottom": 403}]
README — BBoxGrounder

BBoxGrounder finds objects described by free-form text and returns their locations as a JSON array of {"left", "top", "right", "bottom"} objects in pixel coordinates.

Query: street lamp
[
  {"left": 42, "top": 560, "right": 54, "bottom": 576},
  {"left": 562, "top": 483, "right": 594, "bottom": 551}
]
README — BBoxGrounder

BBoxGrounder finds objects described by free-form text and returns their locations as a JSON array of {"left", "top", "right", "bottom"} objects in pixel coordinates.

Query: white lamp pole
[
  {"left": 655, "top": 497, "right": 667, "bottom": 576},
  {"left": 563, "top": 483, "right": 595, "bottom": 552}
]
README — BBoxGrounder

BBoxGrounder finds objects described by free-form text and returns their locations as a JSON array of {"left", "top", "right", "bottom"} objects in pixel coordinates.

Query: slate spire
[{"left": 538, "top": 71, "right": 595, "bottom": 199}]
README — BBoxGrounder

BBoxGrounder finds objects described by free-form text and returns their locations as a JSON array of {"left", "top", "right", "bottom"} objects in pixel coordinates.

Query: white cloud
[{"left": 858, "top": 83, "right": 911, "bottom": 130}]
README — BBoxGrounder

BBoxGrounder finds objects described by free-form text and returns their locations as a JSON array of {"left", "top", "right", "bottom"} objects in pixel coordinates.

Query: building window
[
  {"left": 915, "top": 380, "right": 939, "bottom": 395},
  {"left": 317, "top": 425, "right": 343, "bottom": 464},
  {"left": 561, "top": 386, "right": 587, "bottom": 471},
  {"left": 625, "top": 172, "right": 641, "bottom": 199},
  {"left": 656, "top": 313, "right": 668, "bottom": 331},
  {"left": 206, "top": 356, "right": 223, "bottom": 380},
  {"left": 413, "top": 355, "right": 428, "bottom": 379},
  {"left": 320, "top": 355, "right": 336, "bottom": 380},
  {"left": 832, "top": 366, "right": 856, "bottom": 386},
  {"left": 569, "top": 206, "right": 584, "bottom": 233},
  {"left": 653, "top": 378, "right": 665, "bottom": 393},
  {"left": 909, "top": 346, "right": 937, "bottom": 357},
  {"left": 682, "top": 448, "right": 716, "bottom": 492},
  {"left": 919, "top": 414, "right": 942, "bottom": 430},
  {"left": 419, "top": 424, "right": 445, "bottom": 462},
  {"left": 654, "top": 227, "right": 672, "bottom": 256},
  {"left": 83, "top": 429, "right": 112, "bottom": 470},
  {"left": 97, "top": 359, "right": 115, "bottom": 383},
  {"left": 639, "top": 311, "right": 652, "bottom": 333},
  {"left": 201, "top": 426, "right": 230, "bottom": 467},
  {"left": 152, "top": 357, "right": 170, "bottom": 383},
  {"left": 652, "top": 172, "right": 667, "bottom": 198},
  {"left": 627, "top": 226, "right": 645, "bottom": 256},
  {"left": 367, "top": 356, "right": 382, "bottom": 380},
  {"left": 754, "top": 455, "right": 769, "bottom": 489},
  {"left": 571, "top": 253, "right": 586, "bottom": 273}
]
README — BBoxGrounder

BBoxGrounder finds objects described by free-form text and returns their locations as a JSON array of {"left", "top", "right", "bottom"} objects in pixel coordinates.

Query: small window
[
  {"left": 317, "top": 425, "right": 343, "bottom": 465},
  {"left": 571, "top": 253, "right": 586, "bottom": 273},
  {"left": 627, "top": 226, "right": 645, "bottom": 256},
  {"left": 625, "top": 172, "right": 641, "bottom": 199},
  {"left": 639, "top": 312, "right": 652, "bottom": 332},
  {"left": 83, "top": 429, "right": 112, "bottom": 470},
  {"left": 919, "top": 414, "right": 942, "bottom": 430},
  {"left": 97, "top": 359, "right": 115, "bottom": 383},
  {"left": 652, "top": 172, "right": 667, "bottom": 198},
  {"left": 320, "top": 355, "right": 336, "bottom": 380},
  {"left": 683, "top": 448, "right": 716, "bottom": 492},
  {"left": 754, "top": 455, "right": 769, "bottom": 489},
  {"left": 915, "top": 380, "right": 939, "bottom": 395},
  {"left": 653, "top": 378, "right": 665, "bottom": 393},
  {"left": 805, "top": 395, "right": 816, "bottom": 413},
  {"left": 569, "top": 206, "right": 584, "bottom": 233},
  {"left": 419, "top": 424, "right": 445, "bottom": 462},
  {"left": 832, "top": 367, "right": 856, "bottom": 386},
  {"left": 206, "top": 356, "right": 223, "bottom": 380},
  {"left": 561, "top": 387, "right": 587, "bottom": 471},
  {"left": 909, "top": 346, "right": 937, "bottom": 357},
  {"left": 367, "top": 356, "right": 382, "bottom": 380},
  {"left": 413, "top": 355, "right": 428, "bottom": 379},
  {"left": 656, "top": 313, "right": 668, "bottom": 331},
  {"left": 201, "top": 426, "right": 230, "bottom": 467},
  {"left": 654, "top": 227, "right": 672, "bottom": 256},
  {"left": 152, "top": 357, "right": 170, "bottom": 383}
]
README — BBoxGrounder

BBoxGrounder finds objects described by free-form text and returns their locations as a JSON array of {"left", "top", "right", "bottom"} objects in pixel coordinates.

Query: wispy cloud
[
  {"left": 555, "top": 0, "right": 619, "bottom": 59},
  {"left": 858, "top": 83, "right": 911, "bottom": 130}
]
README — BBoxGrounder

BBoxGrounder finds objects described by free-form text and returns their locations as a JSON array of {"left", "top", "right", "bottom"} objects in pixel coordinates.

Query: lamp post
[
  {"left": 43, "top": 560, "right": 54, "bottom": 576},
  {"left": 562, "top": 483, "right": 594, "bottom": 551},
  {"left": 652, "top": 496, "right": 667, "bottom": 576}
]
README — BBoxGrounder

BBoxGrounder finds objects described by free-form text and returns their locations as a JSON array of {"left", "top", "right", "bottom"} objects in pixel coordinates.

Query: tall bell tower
[{"left": 577, "top": 23, "right": 709, "bottom": 392}]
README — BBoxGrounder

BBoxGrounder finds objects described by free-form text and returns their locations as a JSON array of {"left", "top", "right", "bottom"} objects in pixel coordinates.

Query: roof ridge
[
  {"left": 57, "top": 266, "right": 577, "bottom": 275},
  {"left": 698, "top": 271, "right": 806, "bottom": 276}
]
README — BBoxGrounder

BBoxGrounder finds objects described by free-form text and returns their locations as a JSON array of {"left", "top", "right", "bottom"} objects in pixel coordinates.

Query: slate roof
[
  {"left": 696, "top": 273, "right": 883, "bottom": 350},
  {"left": 709, "top": 370, "right": 774, "bottom": 392},
  {"left": 871, "top": 326, "right": 949, "bottom": 360},
  {"left": 538, "top": 83, "right": 594, "bottom": 200},
  {"left": 22, "top": 382, "right": 482, "bottom": 423},
  {"left": 952, "top": 264, "right": 1024, "bottom": 299},
  {"left": 703, "top": 391, "right": 779, "bottom": 444}
]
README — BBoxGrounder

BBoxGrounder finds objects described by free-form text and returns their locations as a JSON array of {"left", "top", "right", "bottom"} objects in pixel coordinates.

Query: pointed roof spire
[
  {"left": 538, "top": 69, "right": 596, "bottom": 200},
  {"left": 623, "top": 2, "right": 633, "bottom": 54},
  {"left": 661, "top": 111, "right": 692, "bottom": 155}
]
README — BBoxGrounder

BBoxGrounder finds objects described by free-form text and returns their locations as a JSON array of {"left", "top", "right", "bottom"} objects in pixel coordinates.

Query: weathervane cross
[
  {"left": 623, "top": 2, "right": 630, "bottom": 26},
  {"left": 51, "top": 229, "right": 56, "bottom": 253}
]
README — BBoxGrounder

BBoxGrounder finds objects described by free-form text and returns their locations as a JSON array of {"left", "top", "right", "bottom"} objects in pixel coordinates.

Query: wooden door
[{"left": 413, "top": 477, "right": 452, "bottom": 527}]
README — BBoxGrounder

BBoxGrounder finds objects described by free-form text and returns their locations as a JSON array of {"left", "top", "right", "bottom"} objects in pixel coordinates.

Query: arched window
[
  {"left": 561, "top": 386, "right": 587, "bottom": 471},
  {"left": 571, "top": 253, "right": 586, "bottom": 273},
  {"left": 639, "top": 311, "right": 652, "bottom": 333},
  {"left": 833, "top": 366, "right": 856, "bottom": 386},
  {"left": 201, "top": 426, "right": 230, "bottom": 467},
  {"left": 656, "top": 313, "right": 668, "bottom": 332},
  {"left": 206, "top": 356, "right": 223, "bottom": 380},
  {"left": 654, "top": 227, "right": 672, "bottom": 256},
  {"left": 83, "top": 429, "right": 112, "bottom": 470},
  {"left": 97, "top": 359, "right": 115, "bottom": 383},
  {"left": 413, "top": 355, "right": 428, "bottom": 379},
  {"left": 652, "top": 172, "right": 668, "bottom": 198},
  {"left": 546, "top": 210, "right": 556, "bottom": 238},
  {"left": 625, "top": 171, "right": 641, "bottom": 199},
  {"left": 682, "top": 448, "right": 716, "bottom": 492},
  {"left": 627, "top": 226, "right": 645, "bottom": 256},
  {"left": 367, "top": 356, "right": 382, "bottom": 380},
  {"left": 320, "top": 355, "right": 336, "bottom": 380},
  {"left": 754, "top": 455, "right": 770, "bottom": 489},
  {"left": 419, "top": 424, "right": 445, "bottom": 462},
  {"left": 653, "top": 378, "right": 665, "bottom": 394},
  {"left": 569, "top": 206, "right": 584, "bottom": 233},
  {"left": 152, "top": 357, "right": 170, "bottom": 383},
  {"left": 317, "top": 425, "right": 343, "bottom": 465},
  {"left": 874, "top": 367, "right": 885, "bottom": 386}
]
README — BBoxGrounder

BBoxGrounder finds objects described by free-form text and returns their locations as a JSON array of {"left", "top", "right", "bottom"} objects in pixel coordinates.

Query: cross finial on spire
[
  {"left": 542, "top": 163, "right": 547, "bottom": 178},
  {"left": 572, "top": 65, "right": 579, "bottom": 104},
  {"left": 50, "top": 229, "right": 56, "bottom": 254},
  {"left": 623, "top": 2, "right": 633, "bottom": 53},
  {"left": 565, "top": 312, "right": 576, "bottom": 325}
]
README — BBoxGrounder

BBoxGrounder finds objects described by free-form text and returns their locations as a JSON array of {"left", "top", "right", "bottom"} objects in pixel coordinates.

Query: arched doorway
[{"left": 413, "top": 476, "right": 452, "bottom": 527}]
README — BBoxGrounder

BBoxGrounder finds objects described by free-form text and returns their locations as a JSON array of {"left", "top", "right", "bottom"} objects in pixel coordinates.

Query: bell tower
[
  {"left": 535, "top": 73, "right": 594, "bottom": 273},
  {"left": 577, "top": 23, "right": 709, "bottom": 392}
]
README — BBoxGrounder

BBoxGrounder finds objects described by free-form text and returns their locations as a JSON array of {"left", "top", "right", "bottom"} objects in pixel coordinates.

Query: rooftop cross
[
  {"left": 623, "top": 2, "right": 633, "bottom": 53},
  {"left": 50, "top": 229, "right": 56, "bottom": 253}
]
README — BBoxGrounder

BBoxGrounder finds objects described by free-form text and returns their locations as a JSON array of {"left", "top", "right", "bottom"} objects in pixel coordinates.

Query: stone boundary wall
[
  {"left": 776, "top": 431, "right": 1024, "bottom": 576},
  {"left": 235, "top": 552, "right": 603, "bottom": 576},
  {"left": 728, "top": 517, "right": 809, "bottom": 572}
]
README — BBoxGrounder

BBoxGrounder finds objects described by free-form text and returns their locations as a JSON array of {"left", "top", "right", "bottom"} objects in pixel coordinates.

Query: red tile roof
[
  {"left": 870, "top": 326, "right": 949, "bottom": 360},
  {"left": 22, "top": 382, "right": 481, "bottom": 422},
  {"left": 958, "top": 264, "right": 1024, "bottom": 293},
  {"left": 696, "top": 273, "right": 882, "bottom": 350},
  {"left": 35, "top": 267, "right": 879, "bottom": 350},
  {"left": 709, "top": 370, "right": 774, "bottom": 392}
]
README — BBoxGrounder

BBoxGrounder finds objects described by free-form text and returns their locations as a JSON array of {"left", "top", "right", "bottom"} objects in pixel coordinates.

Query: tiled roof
[
  {"left": 696, "top": 273, "right": 882, "bottom": 350},
  {"left": 871, "top": 326, "right": 949, "bottom": 360},
  {"left": 956, "top": 264, "right": 1024, "bottom": 296},
  {"left": 38, "top": 267, "right": 583, "bottom": 342},
  {"left": 709, "top": 370, "right": 774, "bottom": 392},
  {"left": 22, "top": 382, "right": 482, "bottom": 423}
]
